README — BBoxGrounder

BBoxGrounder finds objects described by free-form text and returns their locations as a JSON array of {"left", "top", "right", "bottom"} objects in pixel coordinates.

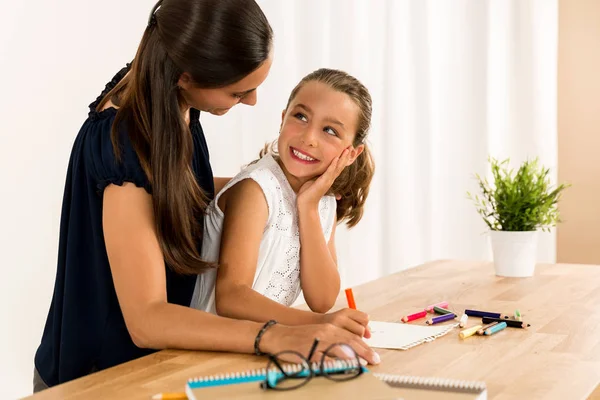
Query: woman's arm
[
  {"left": 103, "top": 182, "right": 262, "bottom": 352},
  {"left": 214, "top": 179, "right": 326, "bottom": 326},
  {"left": 297, "top": 205, "right": 340, "bottom": 313}
]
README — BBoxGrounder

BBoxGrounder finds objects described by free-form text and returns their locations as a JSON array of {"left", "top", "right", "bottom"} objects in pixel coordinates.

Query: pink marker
[
  {"left": 425, "top": 301, "right": 449, "bottom": 313},
  {"left": 401, "top": 310, "right": 427, "bottom": 323}
]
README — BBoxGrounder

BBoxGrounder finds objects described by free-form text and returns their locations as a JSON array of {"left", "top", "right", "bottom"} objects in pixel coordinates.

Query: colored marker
[
  {"left": 402, "top": 310, "right": 428, "bottom": 323},
  {"left": 425, "top": 301, "right": 449, "bottom": 313},
  {"left": 433, "top": 306, "right": 453, "bottom": 315},
  {"left": 477, "top": 321, "right": 499, "bottom": 335},
  {"left": 482, "top": 316, "right": 529, "bottom": 328},
  {"left": 151, "top": 393, "right": 187, "bottom": 400},
  {"left": 514, "top": 309, "right": 522, "bottom": 321},
  {"left": 484, "top": 321, "right": 508, "bottom": 335},
  {"left": 459, "top": 313, "right": 469, "bottom": 328},
  {"left": 459, "top": 324, "right": 482, "bottom": 339},
  {"left": 465, "top": 309, "right": 505, "bottom": 319},
  {"left": 345, "top": 288, "right": 356, "bottom": 309},
  {"left": 426, "top": 313, "right": 456, "bottom": 324}
]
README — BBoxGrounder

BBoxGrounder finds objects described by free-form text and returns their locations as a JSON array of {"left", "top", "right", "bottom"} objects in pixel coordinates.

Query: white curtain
[{"left": 201, "top": 0, "right": 558, "bottom": 288}]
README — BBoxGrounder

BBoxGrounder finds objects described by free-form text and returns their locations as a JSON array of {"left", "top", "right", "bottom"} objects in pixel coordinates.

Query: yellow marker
[{"left": 459, "top": 325, "right": 482, "bottom": 339}]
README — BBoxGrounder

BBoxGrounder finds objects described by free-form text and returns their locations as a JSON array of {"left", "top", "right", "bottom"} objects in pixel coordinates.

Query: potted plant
[{"left": 468, "top": 157, "right": 570, "bottom": 277}]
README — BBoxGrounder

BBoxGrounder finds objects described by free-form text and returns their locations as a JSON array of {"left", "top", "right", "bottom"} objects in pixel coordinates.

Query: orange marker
[
  {"left": 151, "top": 393, "right": 187, "bottom": 400},
  {"left": 345, "top": 288, "right": 356, "bottom": 309}
]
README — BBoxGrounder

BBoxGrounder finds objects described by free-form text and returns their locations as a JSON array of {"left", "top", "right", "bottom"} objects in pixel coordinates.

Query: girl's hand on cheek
[{"left": 297, "top": 147, "right": 352, "bottom": 210}]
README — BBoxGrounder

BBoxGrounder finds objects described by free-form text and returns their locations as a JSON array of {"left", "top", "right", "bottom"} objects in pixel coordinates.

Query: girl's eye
[
  {"left": 232, "top": 93, "right": 245, "bottom": 99},
  {"left": 294, "top": 113, "right": 308, "bottom": 122},
  {"left": 324, "top": 127, "right": 338, "bottom": 137}
]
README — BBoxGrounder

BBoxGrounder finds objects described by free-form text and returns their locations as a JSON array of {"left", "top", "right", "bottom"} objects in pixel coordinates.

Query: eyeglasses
[{"left": 260, "top": 338, "right": 364, "bottom": 391}]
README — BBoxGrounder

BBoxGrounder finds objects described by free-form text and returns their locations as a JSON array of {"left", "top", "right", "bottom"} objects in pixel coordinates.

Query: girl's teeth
[{"left": 293, "top": 149, "right": 315, "bottom": 161}]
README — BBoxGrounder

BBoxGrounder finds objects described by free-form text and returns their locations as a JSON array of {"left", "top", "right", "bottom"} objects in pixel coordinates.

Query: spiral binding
[
  {"left": 374, "top": 373, "right": 487, "bottom": 393},
  {"left": 187, "top": 359, "right": 361, "bottom": 384}
]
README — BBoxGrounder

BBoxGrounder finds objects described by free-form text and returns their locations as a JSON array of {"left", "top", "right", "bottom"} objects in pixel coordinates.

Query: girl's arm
[
  {"left": 213, "top": 177, "right": 231, "bottom": 195},
  {"left": 294, "top": 148, "right": 355, "bottom": 312},
  {"left": 297, "top": 204, "right": 340, "bottom": 313},
  {"left": 214, "top": 179, "right": 327, "bottom": 326},
  {"left": 103, "top": 182, "right": 378, "bottom": 362}
]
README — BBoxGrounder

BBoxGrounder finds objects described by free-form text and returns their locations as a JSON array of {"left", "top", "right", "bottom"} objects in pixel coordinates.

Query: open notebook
[
  {"left": 185, "top": 365, "right": 487, "bottom": 400},
  {"left": 364, "top": 320, "right": 458, "bottom": 350}
]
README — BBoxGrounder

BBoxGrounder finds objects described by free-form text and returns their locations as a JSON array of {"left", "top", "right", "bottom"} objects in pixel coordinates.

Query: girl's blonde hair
[{"left": 261, "top": 68, "right": 374, "bottom": 228}]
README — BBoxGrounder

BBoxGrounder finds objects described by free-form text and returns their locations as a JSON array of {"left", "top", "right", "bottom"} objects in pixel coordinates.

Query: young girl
[{"left": 192, "top": 68, "right": 375, "bottom": 339}]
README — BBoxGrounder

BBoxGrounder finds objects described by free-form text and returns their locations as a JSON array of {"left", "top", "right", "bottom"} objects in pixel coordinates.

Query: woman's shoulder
[
  {"left": 77, "top": 113, "right": 151, "bottom": 196},
  {"left": 66, "top": 62, "right": 150, "bottom": 194}
]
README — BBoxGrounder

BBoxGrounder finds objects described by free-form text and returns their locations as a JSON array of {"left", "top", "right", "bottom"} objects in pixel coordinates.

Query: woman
[{"left": 34, "top": 0, "right": 379, "bottom": 392}]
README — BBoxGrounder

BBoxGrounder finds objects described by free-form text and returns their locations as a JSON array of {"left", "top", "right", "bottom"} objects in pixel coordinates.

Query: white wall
[
  {"left": 0, "top": 0, "right": 557, "bottom": 398},
  {"left": 0, "top": 1, "right": 156, "bottom": 397}
]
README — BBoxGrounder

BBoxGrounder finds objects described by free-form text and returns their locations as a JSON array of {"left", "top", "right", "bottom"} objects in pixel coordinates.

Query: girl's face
[
  {"left": 277, "top": 81, "right": 365, "bottom": 191},
  {"left": 178, "top": 54, "right": 273, "bottom": 116}
]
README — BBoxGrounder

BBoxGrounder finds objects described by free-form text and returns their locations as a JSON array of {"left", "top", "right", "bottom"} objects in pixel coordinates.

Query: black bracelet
[{"left": 254, "top": 320, "right": 277, "bottom": 356}]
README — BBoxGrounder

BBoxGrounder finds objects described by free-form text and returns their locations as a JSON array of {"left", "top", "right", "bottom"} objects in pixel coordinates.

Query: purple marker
[
  {"left": 465, "top": 309, "right": 504, "bottom": 319},
  {"left": 426, "top": 313, "right": 456, "bottom": 325}
]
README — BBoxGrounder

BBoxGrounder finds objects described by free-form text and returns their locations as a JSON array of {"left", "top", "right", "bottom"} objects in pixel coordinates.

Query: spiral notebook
[
  {"left": 185, "top": 361, "right": 397, "bottom": 399},
  {"left": 375, "top": 374, "right": 487, "bottom": 400},
  {"left": 185, "top": 362, "right": 487, "bottom": 400}
]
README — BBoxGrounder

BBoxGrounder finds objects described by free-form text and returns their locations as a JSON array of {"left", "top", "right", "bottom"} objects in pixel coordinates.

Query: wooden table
[{"left": 25, "top": 260, "right": 600, "bottom": 400}]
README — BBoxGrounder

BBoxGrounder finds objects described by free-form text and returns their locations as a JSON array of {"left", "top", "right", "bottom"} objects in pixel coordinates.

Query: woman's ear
[
  {"left": 347, "top": 144, "right": 365, "bottom": 166},
  {"left": 177, "top": 72, "right": 193, "bottom": 90}
]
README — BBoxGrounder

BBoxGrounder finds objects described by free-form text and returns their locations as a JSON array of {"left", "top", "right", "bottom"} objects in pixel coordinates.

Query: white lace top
[{"left": 190, "top": 153, "right": 337, "bottom": 314}]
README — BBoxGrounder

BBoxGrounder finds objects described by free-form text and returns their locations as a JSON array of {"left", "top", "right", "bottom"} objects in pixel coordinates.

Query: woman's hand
[
  {"left": 297, "top": 147, "right": 352, "bottom": 209},
  {"left": 260, "top": 323, "right": 380, "bottom": 365}
]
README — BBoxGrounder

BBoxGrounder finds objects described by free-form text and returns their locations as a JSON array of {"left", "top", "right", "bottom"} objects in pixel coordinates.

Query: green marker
[
  {"left": 514, "top": 309, "right": 522, "bottom": 321},
  {"left": 433, "top": 306, "right": 453, "bottom": 315}
]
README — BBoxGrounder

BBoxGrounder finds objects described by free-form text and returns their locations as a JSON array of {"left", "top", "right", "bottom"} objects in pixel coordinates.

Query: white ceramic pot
[{"left": 489, "top": 230, "right": 538, "bottom": 277}]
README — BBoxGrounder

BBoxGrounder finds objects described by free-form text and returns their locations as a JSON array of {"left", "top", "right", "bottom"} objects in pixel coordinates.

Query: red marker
[
  {"left": 345, "top": 288, "right": 357, "bottom": 309},
  {"left": 402, "top": 310, "right": 427, "bottom": 323}
]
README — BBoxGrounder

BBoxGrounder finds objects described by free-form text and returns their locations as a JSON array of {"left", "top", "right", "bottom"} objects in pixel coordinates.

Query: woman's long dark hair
[{"left": 97, "top": 0, "right": 273, "bottom": 275}]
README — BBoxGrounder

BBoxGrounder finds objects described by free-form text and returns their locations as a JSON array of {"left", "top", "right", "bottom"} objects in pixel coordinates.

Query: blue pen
[{"left": 484, "top": 321, "right": 507, "bottom": 335}]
